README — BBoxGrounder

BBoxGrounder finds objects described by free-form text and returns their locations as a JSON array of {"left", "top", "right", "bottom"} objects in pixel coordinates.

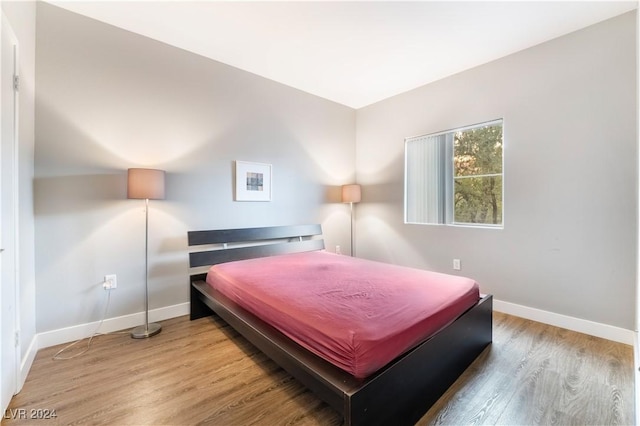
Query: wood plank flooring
[{"left": 4, "top": 312, "right": 633, "bottom": 425}]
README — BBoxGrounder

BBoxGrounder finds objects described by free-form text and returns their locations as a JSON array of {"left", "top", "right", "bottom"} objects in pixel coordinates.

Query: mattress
[{"left": 206, "top": 250, "right": 480, "bottom": 378}]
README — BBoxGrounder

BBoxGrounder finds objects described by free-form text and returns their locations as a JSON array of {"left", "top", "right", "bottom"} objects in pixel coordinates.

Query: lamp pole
[
  {"left": 350, "top": 201, "right": 355, "bottom": 256},
  {"left": 128, "top": 168, "right": 165, "bottom": 339},
  {"left": 131, "top": 197, "right": 161, "bottom": 338}
]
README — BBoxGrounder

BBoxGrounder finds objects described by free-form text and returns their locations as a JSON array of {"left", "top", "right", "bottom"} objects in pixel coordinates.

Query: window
[{"left": 405, "top": 119, "right": 503, "bottom": 227}]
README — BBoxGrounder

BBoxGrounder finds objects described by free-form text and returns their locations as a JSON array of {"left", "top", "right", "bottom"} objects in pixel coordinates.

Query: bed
[{"left": 188, "top": 224, "right": 492, "bottom": 426}]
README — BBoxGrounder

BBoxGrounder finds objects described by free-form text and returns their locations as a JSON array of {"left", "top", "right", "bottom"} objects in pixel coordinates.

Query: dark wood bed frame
[{"left": 188, "top": 224, "right": 492, "bottom": 426}]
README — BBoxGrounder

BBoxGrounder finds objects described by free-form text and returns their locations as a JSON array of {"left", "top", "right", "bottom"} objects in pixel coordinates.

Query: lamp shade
[
  {"left": 127, "top": 168, "right": 166, "bottom": 200},
  {"left": 341, "top": 184, "right": 361, "bottom": 203}
]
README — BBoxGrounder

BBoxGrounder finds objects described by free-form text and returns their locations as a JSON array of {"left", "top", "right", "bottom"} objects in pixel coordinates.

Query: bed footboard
[
  {"left": 191, "top": 279, "right": 492, "bottom": 426},
  {"left": 347, "top": 294, "right": 492, "bottom": 425}
]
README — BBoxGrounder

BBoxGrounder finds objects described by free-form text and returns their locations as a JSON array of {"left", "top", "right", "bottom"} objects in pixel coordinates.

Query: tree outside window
[{"left": 453, "top": 124, "right": 503, "bottom": 225}]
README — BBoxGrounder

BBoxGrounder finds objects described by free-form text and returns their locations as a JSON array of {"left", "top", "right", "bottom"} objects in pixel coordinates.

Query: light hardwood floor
[{"left": 4, "top": 312, "right": 633, "bottom": 425}]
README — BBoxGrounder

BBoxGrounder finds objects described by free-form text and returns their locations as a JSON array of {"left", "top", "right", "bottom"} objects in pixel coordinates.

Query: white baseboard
[
  {"left": 37, "top": 302, "right": 190, "bottom": 349},
  {"left": 18, "top": 335, "right": 38, "bottom": 392},
  {"left": 494, "top": 299, "right": 634, "bottom": 345}
]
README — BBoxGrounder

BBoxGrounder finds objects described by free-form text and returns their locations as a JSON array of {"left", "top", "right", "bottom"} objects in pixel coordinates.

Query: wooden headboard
[{"left": 188, "top": 224, "right": 324, "bottom": 270}]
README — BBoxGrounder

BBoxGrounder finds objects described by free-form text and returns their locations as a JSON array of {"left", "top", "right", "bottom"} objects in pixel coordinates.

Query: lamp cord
[{"left": 52, "top": 288, "right": 116, "bottom": 360}]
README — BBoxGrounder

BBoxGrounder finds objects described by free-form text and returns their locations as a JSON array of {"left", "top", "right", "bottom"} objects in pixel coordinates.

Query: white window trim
[{"left": 404, "top": 119, "right": 504, "bottom": 229}]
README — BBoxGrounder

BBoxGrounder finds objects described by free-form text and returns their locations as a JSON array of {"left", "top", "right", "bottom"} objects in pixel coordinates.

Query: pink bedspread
[{"left": 206, "top": 250, "right": 480, "bottom": 378}]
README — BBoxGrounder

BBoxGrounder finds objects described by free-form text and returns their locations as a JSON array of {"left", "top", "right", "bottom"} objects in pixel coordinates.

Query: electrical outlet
[
  {"left": 453, "top": 259, "right": 461, "bottom": 271},
  {"left": 104, "top": 274, "right": 117, "bottom": 290}
]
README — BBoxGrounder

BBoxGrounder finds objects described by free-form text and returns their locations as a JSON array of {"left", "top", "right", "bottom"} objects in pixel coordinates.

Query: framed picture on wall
[{"left": 235, "top": 161, "right": 272, "bottom": 201}]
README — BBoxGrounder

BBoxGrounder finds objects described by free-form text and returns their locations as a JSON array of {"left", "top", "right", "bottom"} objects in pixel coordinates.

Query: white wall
[
  {"left": 2, "top": 0, "right": 37, "bottom": 379},
  {"left": 355, "top": 12, "right": 636, "bottom": 330},
  {"left": 34, "top": 3, "right": 355, "bottom": 333}
]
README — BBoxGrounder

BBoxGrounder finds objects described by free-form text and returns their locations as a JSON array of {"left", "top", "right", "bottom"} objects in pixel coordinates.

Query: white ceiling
[{"left": 48, "top": 1, "right": 637, "bottom": 109}]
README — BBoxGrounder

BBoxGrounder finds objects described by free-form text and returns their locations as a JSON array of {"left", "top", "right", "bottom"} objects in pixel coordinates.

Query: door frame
[
  {"left": 0, "top": 10, "right": 20, "bottom": 415},
  {"left": 635, "top": 6, "right": 639, "bottom": 426}
]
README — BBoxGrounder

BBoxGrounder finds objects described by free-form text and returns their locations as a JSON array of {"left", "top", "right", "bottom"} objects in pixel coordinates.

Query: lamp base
[{"left": 131, "top": 323, "right": 162, "bottom": 339}]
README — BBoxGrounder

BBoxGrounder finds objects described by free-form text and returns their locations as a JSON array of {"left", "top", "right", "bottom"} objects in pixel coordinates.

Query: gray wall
[
  {"left": 2, "top": 1, "right": 37, "bottom": 363},
  {"left": 34, "top": 4, "right": 637, "bottom": 333},
  {"left": 35, "top": 3, "right": 355, "bottom": 332},
  {"left": 355, "top": 12, "right": 636, "bottom": 329}
]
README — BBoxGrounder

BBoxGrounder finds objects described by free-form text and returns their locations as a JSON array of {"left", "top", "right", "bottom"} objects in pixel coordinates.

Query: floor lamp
[
  {"left": 128, "top": 168, "right": 165, "bottom": 339},
  {"left": 341, "top": 184, "right": 361, "bottom": 256}
]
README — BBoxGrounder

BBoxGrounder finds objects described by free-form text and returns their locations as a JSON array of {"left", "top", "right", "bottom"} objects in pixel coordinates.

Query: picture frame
[{"left": 235, "top": 161, "right": 272, "bottom": 201}]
